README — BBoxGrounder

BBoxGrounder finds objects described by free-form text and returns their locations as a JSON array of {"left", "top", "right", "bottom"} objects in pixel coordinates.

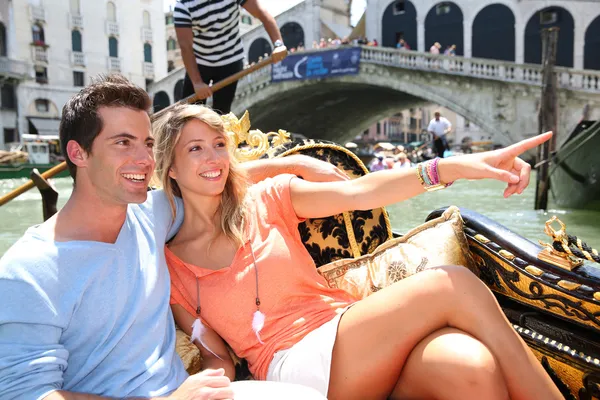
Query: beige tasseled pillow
[{"left": 317, "top": 206, "right": 476, "bottom": 299}]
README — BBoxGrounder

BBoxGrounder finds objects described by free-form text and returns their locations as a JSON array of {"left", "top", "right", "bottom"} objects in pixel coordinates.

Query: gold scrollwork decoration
[
  {"left": 538, "top": 216, "right": 584, "bottom": 271},
  {"left": 221, "top": 111, "right": 292, "bottom": 162}
]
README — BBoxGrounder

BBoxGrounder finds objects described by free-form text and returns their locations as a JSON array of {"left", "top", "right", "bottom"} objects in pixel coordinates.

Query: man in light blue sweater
[{"left": 0, "top": 75, "right": 338, "bottom": 399}]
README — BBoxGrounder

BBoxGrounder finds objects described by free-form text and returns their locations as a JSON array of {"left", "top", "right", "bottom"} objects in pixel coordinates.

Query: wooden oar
[
  {"left": 0, "top": 53, "right": 281, "bottom": 208},
  {"left": 152, "top": 55, "right": 275, "bottom": 121},
  {"left": 0, "top": 162, "right": 67, "bottom": 207}
]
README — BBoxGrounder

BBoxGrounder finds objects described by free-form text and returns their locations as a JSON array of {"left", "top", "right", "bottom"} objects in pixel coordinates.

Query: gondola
[{"left": 16, "top": 111, "right": 597, "bottom": 399}]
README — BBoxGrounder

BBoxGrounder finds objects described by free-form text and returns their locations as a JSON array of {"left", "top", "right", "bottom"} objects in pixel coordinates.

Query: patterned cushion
[{"left": 317, "top": 206, "right": 477, "bottom": 299}]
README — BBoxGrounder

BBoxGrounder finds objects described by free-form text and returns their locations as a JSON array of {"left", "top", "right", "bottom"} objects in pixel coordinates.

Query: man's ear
[{"left": 66, "top": 140, "right": 88, "bottom": 168}]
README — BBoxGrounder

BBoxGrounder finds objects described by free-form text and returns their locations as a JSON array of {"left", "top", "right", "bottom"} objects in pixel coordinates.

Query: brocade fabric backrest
[{"left": 263, "top": 139, "right": 393, "bottom": 267}]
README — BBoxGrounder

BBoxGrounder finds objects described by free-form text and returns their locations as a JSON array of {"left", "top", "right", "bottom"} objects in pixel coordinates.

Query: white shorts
[
  {"left": 265, "top": 307, "right": 351, "bottom": 396},
  {"left": 231, "top": 381, "right": 326, "bottom": 399}
]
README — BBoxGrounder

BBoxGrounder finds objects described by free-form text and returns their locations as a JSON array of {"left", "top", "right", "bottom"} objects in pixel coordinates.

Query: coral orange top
[{"left": 166, "top": 174, "right": 358, "bottom": 380}]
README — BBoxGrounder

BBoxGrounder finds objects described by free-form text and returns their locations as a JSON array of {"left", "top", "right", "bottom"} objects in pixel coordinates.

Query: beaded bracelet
[{"left": 416, "top": 158, "right": 453, "bottom": 191}]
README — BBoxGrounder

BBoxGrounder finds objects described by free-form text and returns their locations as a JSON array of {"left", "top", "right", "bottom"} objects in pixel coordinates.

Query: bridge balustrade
[{"left": 235, "top": 46, "right": 600, "bottom": 94}]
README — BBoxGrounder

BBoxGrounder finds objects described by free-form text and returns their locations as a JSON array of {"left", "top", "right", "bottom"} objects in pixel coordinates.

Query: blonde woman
[{"left": 153, "top": 104, "right": 561, "bottom": 400}]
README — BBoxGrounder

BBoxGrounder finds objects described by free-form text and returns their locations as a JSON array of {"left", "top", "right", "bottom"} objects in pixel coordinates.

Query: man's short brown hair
[{"left": 59, "top": 74, "right": 151, "bottom": 180}]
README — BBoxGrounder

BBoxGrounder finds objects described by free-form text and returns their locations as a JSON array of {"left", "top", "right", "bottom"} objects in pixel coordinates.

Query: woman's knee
[{"left": 451, "top": 342, "right": 508, "bottom": 400}]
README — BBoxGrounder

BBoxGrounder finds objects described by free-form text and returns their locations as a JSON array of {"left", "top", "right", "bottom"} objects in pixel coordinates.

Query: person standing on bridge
[
  {"left": 428, "top": 110, "right": 452, "bottom": 158},
  {"left": 174, "top": 0, "right": 287, "bottom": 114}
]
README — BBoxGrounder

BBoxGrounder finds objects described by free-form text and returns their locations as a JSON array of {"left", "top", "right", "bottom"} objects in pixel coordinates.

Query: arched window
[
  {"left": 584, "top": 15, "right": 600, "bottom": 70},
  {"left": 0, "top": 22, "right": 6, "bottom": 57},
  {"left": 525, "top": 7, "right": 574, "bottom": 67},
  {"left": 472, "top": 4, "right": 515, "bottom": 61},
  {"left": 280, "top": 22, "right": 304, "bottom": 50},
  {"left": 425, "top": 2, "right": 463, "bottom": 55},
  {"left": 71, "top": 30, "right": 82, "bottom": 52},
  {"left": 32, "top": 24, "right": 45, "bottom": 44},
  {"left": 144, "top": 43, "right": 152, "bottom": 63},
  {"left": 152, "top": 91, "right": 170, "bottom": 112},
  {"left": 174, "top": 79, "right": 184, "bottom": 101},
  {"left": 108, "top": 36, "right": 118, "bottom": 57},
  {"left": 143, "top": 10, "right": 151, "bottom": 28},
  {"left": 167, "top": 38, "right": 177, "bottom": 50},
  {"left": 70, "top": 0, "right": 80, "bottom": 14},
  {"left": 248, "top": 38, "right": 272, "bottom": 64},
  {"left": 107, "top": 1, "right": 117, "bottom": 22}
]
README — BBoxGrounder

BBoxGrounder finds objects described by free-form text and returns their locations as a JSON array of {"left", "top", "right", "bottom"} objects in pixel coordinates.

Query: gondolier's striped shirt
[{"left": 174, "top": 0, "right": 248, "bottom": 67}]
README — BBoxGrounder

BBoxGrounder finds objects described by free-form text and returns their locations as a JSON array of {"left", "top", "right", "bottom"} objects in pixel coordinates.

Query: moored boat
[
  {"left": 549, "top": 120, "right": 600, "bottom": 210},
  {"left": 0, "top": 136, "right": 67, "bottom": 180}
]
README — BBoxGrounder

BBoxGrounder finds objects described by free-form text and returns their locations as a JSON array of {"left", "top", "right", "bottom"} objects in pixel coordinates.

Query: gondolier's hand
[
  {"left": 289, "top": 154, "right": 350, "bottom": 182},
  {"left": 439, "top": 131, "right": 553, "bottom": 198},
  {"left": 193, "top": 82, "right": 213, "bottom": 101},
  {"left": 272, "top": 45, "right": 288, "bottom": 63},
  {"left": 168, "top": 368, "right": 234, "bottom": 400}
]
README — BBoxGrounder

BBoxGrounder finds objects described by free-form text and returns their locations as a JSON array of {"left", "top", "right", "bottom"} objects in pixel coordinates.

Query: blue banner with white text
[{"left": 271, "top": 47, "right": 362, "bottom": 83}]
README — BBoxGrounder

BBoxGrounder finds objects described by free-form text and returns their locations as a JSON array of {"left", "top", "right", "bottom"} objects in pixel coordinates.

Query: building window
[
  {"left": 167, "top": 38, "right": 177, "bottom": 50},
  {"left": 73, "top": 71, "right": 84, "bottom": 87},
  {"left": 143, "top": 10, "right": 151, "bottom": 28},
  {"left": 0, "top": 22, "right": 6, "bottom": 57},
  {"left": 1, "top": 84, "right": 16, "bottom": 109},
  {"left": 1, "top": 85, "right": 15, "bottom": 109},
  {"left": 241, "top": 15, "right": 252, "bottom": 25},
  {"left": 71, "top": 30, "right": 82, "bottom": 52},
  {"left": 32, "top": 23, "right": 45, "bottom": 45},
  {"left": 35, "top": 66, "right": 48, "bottom": 84},
  {"left": 165, "top": 14, "right": 174, "bottom": 25},
  {"left": 436, "top": 3, "right": 451, "bottom": 16},
  {"left": 167, "top": 60, "right": 175, "bottom": 72},
  {"left": 144, "top": 43, "right": 152, "bottom": 63},
  {"left": 107, "top": 1, "right": 117, "bottom": 22},
  {"left": 35, "top": 99, "right": 50, "bottom": 112},
  {"left": 70, "top": 0, "right": 80, "bottom": 14},
  {"left": 393, "top": 0, "right": 405, "bottom": 15},
  {"left": 108, "top": 37, "right": 118, "bottom": 57},
  {"left": 4, "top": 128, "right": 17, "bottom": 144},
  {"left": 540, "top": 9, "right": 559, "bottom": 25},
  {"left": 376, "top": 122, "right": 381, "bottom": 134}
]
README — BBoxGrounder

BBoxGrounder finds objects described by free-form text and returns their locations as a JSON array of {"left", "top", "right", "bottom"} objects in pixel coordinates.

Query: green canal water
[{"left": 1, "top": 174, "right": 600, "bottom": 256}]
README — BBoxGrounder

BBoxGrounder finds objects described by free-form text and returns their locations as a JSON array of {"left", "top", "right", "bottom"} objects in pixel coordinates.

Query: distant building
[{"left": 0, "top": 0, "right": 167, "bottom": 149}]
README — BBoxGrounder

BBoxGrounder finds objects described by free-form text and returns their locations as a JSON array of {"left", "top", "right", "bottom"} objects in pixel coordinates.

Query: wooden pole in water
[{"left": 534, "top": 27, "right": 559, "bottom": 210}]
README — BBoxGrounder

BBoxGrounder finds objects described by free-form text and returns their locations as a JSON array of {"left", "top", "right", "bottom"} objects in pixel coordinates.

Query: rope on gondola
[{"left": 551, "top": 234, "right": 600, "bottom": 264}]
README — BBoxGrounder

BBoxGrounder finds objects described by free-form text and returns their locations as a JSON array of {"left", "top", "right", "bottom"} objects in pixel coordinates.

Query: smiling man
[{"left": 0, "top": 75, "right": 335, "bottom": 399}]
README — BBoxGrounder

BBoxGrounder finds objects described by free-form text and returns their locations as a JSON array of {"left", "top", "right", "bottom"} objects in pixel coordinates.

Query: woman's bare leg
[
  {"left": 392, "top": 327, "right": 508, "bottom": 400},
  {"left": 327, "top": 265, "right": 560, "bottom": 400}
]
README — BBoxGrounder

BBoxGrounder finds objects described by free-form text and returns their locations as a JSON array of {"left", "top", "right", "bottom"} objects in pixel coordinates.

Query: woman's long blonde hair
[{"left": 152, "top": 104, "right": 249, "bottom": 247}]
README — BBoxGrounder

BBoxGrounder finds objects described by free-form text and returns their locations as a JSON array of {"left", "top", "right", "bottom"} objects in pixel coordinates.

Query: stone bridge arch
[{"left": 233, "top": 63, "right": 517, "bottom": 145}]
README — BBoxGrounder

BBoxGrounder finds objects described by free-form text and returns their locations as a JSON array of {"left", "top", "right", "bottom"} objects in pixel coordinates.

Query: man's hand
[
  {"left": 168, "top": 368, "right": 234, "bottom": 400},
  {"left": 272, "top": 46, "right": 288, "bottom": 63},
  {"left": 193, "top": 82, "right": 213, "bottom": 101},
  {"left": 288, "top": 154, "right": 350, "bottom": 182}
]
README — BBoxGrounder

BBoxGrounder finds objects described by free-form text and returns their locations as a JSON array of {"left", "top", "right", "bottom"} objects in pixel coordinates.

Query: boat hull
[
  {"left": 0, "top": 164, "right": 70, "bottom": 180},
  {"left": 550, "top": 121, "right": 600, "bottom": 211}
]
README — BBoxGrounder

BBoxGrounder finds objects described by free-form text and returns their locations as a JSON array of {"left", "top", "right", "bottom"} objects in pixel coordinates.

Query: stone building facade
[
  {"left": 1, "top": 0, "right": 167, "bottom": 149},
  {"left": 368, "top": 0, "right": 600, "bottom": 70}
]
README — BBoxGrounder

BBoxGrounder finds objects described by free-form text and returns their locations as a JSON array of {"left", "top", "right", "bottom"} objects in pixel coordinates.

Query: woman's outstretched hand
[{"left": 439, "top": 131, "right": 553, "bottom": 198}]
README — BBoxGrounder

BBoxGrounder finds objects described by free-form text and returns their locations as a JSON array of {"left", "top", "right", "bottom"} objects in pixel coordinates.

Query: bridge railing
[
  {"left": 360, "top": 46, "right": 600, "bottom": 93},
  {"left": 235, "top": 46, "right": 600, "bottom": 94}
]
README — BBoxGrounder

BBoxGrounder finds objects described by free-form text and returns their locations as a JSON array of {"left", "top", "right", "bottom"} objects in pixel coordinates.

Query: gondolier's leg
[{"left": 434, "top": 137, "right": 446, "bottom": 158}]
